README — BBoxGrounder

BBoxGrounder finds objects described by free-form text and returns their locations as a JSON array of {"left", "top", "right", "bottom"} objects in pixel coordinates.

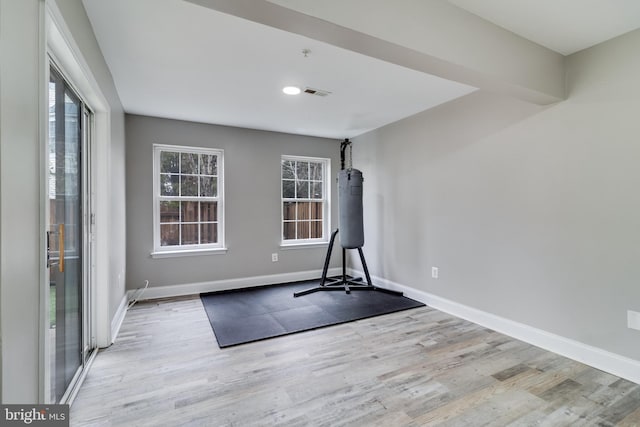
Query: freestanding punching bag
[
  {"left": 338, "top": 168, "right": 365, "bottom": 249},
  {"left": 292, "top": 138, "right": 403, "bottom": 297}
]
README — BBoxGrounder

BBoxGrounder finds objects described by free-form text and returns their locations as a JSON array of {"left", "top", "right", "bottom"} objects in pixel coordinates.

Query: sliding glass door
[{"left": 48, "top": 65, "right": 93, "bottom": 403}]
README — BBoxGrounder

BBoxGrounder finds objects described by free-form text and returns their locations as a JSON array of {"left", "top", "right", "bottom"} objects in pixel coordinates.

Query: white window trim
[
  {"left": 151, "top": 144, "right": 225, "bottom": 255},
  {"left": 280, "top": 155, "right": 331, "bottom": 247},
  {"left": 280, "top": 242, "right": 329, "bottom": 250},
  {"left": 150, "top": 247, "right": 227, "bottom": 259}
]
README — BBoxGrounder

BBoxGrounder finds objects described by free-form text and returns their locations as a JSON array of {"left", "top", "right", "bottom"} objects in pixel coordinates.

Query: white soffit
[
  {"left": 82, "top": 0, "right": 476, "bottom": 139},
  {"left": 448, "top": 0, "right": 640, "bottom": 55}
]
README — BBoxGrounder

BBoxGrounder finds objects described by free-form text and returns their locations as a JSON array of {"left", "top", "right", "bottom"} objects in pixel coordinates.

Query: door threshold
[{"left": 60, "top": 347, "right": 99, "bottom": 406}]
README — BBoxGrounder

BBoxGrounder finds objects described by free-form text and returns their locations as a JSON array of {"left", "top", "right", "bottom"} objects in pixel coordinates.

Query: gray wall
[
  {"left": 0, "top": 0, "right": 125, "bottom": 402},
  {"left": 126, "top": 115, "right": 341, "bottom": 290},
  {"left": 351, "top": 28, "right": 640, "bottom": 361},
  {"left": 0, "top": 0, "right": 43, "bottom": 403}
]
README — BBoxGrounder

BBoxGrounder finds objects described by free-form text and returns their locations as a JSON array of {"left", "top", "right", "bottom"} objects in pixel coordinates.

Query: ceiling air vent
[{"left": 304, "top": 87, "right": 331, "bottom": 97}]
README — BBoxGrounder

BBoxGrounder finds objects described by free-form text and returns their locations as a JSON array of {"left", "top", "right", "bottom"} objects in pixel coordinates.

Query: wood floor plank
[
  {"left": 618, "top": 406, "right": 640, "bottom": 427},
  {"left": 70, "top": 295, "right": 639, "bottom": 426}
]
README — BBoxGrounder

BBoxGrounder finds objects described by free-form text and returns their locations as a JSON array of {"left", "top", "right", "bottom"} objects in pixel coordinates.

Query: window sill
[
  {"left": 280, "top": 242, "right": 329, "bottom": 250},
  {"left": 150, "top": 247, "right": 228, "bottom": 259}
]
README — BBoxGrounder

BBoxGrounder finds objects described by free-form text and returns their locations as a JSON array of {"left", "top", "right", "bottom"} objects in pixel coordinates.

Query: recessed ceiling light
[{"left": 282, "top": 86, "right": 301, "bottom": 95}]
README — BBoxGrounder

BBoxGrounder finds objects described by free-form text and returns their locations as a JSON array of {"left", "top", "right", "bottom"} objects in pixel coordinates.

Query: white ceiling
[
  {"left": 81, "top": 0, "right": 475, "bottom": 139},
  {"left": 83, "top": 0, "right": 640, "bottom": 139},
  {"left": 448, "top": 0, "right": 640, "bottom": 55}
]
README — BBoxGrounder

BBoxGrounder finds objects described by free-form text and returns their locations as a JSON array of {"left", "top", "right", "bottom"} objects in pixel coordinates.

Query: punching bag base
[{"left": 293, "top": 229, "right": 404, "bottom": 298}]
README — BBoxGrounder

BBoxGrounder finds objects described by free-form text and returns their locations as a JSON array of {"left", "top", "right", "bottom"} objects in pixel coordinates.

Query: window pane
[
  {"left": 311, "top": 182, "right": 323, "bottom": 199},
  {"left": 200, "top": 201, "right": 217, "bottom": 222},
  {"left": 181, "top": 224, "right": 199, "bottom": 245},
  {"left": 283, "top": 202, "right": 296, "bottom": 220},
  {"left": 281, "top": 157, "right": 327, "bottom": 244},
  {"left": 310, "top": 202, "right": 323, "bottom": 220},
  {"left": 283, "top": 222, "right": 296, "bottom": 240},
  {"left": 310, "top": 162, "right": 323, "bottom": 180},
  {"left": 200, "top": 176, "right": 215, "bottom": 197},
  {"left": 296, "top": 161, "right": 309, "bottom": 179},
  {"left": 181, "top": 152, "right": 198, "bottom": 174},
  {"left": 200, "top": 154, "right": 217, "bottom": 175},
  {"left": 181, "top": 201, "right": 198, "bottom": 222},
  {"left": 282, "top": 180, "right": 295, "bottom": 198},
  {"left": 160, "top": 201, "right": 180, "bottom": 223},
  {"left": 297, "top": 202, "right": 310, "bottom": 220},
  {"left": 181, "top": 176, "right": 198, "bottom": 196},
  {"left": 160, "top": 224, "right": 179, "bottom": 246},
  {"left": 156, "top": 146, "right": 224, "bottom": 251},
  {"left": 311, "top": 220, "right": 323, "bottom": 239},
  {"left": 297, "top": 221, "right": 310, "bottom": 240},
  {"left": 160, "top": 174, "right": 179, "bottom": 196},
  {"left": 296, "top": 180, "right": 309, "bottom": 198},
  {"left": 282, "top": 160, "right": 295, "bottom": 179},
  {"left": 160, "top": 152, "right": 179, "bottom": 173},
  {"left": 201, "top": 223, "right": 217, "bottom": 244}
]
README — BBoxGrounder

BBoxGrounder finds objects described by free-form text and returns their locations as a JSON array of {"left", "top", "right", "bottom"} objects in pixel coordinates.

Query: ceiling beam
[{"left": 185, "top": 0, "right": 565, "bottom": 105}]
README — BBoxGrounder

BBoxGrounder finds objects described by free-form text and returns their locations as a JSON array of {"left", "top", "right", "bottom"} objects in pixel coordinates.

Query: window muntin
[
  {"left": 282, "top": 156, "right": 329, "bottom": 243},
  {"left": 154, "top": 145, "right": 224, "bottom": 252}
]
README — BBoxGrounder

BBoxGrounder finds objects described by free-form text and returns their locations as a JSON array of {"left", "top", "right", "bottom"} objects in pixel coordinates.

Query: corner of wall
[{"left": 109, "top": 294, "right": 128, "bottom": 346}]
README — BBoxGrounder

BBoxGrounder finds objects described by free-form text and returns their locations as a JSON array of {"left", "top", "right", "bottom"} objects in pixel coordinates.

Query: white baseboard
[
  {"left": 349, "top": 269, "right": 640, "bottom": 385},
  {"left": 127, "top": 267, "right": 342, "bottom": 302},
  {"left": 109, "top": 294, "right": 128, "bottom": 345}
]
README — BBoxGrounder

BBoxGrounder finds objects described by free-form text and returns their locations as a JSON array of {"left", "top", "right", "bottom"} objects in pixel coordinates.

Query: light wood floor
[{"left": 71, "top": 295, "right": 640, "bottom": 426}]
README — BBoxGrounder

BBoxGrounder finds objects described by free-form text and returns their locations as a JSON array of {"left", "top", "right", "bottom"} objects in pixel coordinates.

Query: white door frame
[{"left": 41, "top": 0, "right": 113, "bottom": 403}]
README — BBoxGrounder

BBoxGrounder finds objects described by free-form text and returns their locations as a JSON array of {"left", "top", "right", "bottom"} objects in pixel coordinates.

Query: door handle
[
  {"left": 59, "top": 223, "right": 64, "bottom": 273},
  {"left": 47, "top": 231, "right": 51, "bottom": 268}
]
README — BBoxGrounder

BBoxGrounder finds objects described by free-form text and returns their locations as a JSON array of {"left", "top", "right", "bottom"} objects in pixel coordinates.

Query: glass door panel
[{"left": 48, "top": 67, "right": 84, "bottom": 403}]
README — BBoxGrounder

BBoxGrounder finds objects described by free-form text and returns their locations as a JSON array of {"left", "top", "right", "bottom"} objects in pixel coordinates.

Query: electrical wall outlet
[
  {"left": 271, "top": 253, "right": 278, "bottom": 262},
  {"left": 431, "top": 267, "right": 439, "bottom": 279},
  {"left": 628, "top": 310, "right": 640, "bottom": 331}
]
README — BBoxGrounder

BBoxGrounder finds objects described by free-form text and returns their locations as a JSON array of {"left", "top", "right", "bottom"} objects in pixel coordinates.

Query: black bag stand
[{"left": 293, "top": 228, "right": 403, "bottom": 297}]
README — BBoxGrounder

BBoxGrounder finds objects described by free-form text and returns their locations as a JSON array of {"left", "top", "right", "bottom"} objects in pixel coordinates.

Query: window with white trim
[
  {"left": 281, "top": 155, "right": 330, "bottom": 244},
  {"left": 153, "top": 144, "right": 224, "bottom": 253}
]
